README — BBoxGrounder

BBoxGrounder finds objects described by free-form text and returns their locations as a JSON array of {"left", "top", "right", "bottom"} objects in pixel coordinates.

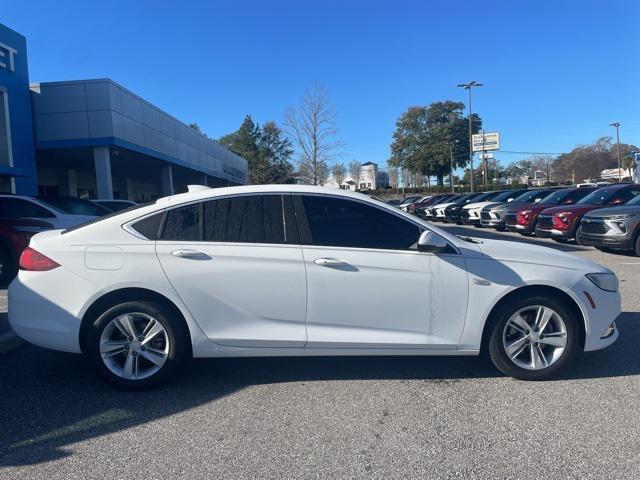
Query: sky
[{"left": 3, "top": 0, "right": 639, "bottom": 171}]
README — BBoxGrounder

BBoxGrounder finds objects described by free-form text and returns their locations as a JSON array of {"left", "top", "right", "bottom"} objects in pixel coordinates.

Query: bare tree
[
  {"left": 331, "top": 163, "right": 347, "bottom": 188},
  {"left": 348, "top": 160, "right": 361, "bottom": 190},
  {"left": 284, "top": 83, "right": 344, "bottom": 185},
  {"left": 388, "top": 165, "right": 399, "bottom": 191}
]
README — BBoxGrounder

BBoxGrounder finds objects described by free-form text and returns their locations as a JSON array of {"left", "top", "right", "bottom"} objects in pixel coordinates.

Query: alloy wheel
[
  {"left": 502, "top": 305, "right": 568, "bottom": 370},
  {"left": 99, "top": 312, "right": 170, "bottom": 380}
]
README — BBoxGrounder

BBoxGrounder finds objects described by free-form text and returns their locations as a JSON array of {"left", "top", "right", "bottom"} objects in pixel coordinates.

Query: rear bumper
[
  {"left": 8, "top": 268, "right": 98, "bottom": 353},
  {"left": 579, "top": 233, "right": 634, "bottom": 250}
]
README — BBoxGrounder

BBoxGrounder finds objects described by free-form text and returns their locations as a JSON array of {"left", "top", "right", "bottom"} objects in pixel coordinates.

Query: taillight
[{"left": 19, "top": 247, "right": 60, "bottom": 271}]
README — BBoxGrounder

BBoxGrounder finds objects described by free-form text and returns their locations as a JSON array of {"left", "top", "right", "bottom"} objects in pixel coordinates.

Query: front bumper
[
  {"left": 570, "top": 276, "right": 621, "bottom": 352},
  {"left": 579, "top": 233, "right": 634, "bottom": 250},
  {"left": 535, "top": 226, "right": 572, "bottom": 239}
]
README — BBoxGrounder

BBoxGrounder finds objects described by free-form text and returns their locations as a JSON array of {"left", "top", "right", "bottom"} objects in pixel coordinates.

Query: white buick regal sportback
[{"left": 9, "top": 185, "right": 620, "bottom": 389}]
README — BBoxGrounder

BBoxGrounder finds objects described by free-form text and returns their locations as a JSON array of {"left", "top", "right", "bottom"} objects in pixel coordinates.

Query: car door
[
  {"left": 155, "top": 193, "right": 308, "bottom": 348},
  {"left": 293, "top": 194, "right": 469, "bottom": 349}
]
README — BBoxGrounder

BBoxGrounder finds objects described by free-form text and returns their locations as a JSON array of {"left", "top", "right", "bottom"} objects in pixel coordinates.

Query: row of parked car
[
  {"left": 393, "top": 183, "right": 640, "bottom": 256},
  {"left": 0, "top": 194, "right": 137, "bottom": 285}
]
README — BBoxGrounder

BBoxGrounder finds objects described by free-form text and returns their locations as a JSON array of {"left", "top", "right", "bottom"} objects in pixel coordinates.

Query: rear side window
[
  {"left": 203, "top": 195, "right": 284, "bottom": 243},
  {"left": 130, "top": 213, "right": 163, "bottom": 240},
  {"left": 294, "top": 195, "right": 420, "bottom": 250},
  {"left": 611, "top": 188, "right": 640, "bottom": 203},
  {"left": 160, "top": 204, "right": 201, "bottom": 241},
  {"left": 0, "top": 198, "right": 55, "bottom": 218},
  {"left": 159, "top": 194, "right": 288, "bottom": 244}
]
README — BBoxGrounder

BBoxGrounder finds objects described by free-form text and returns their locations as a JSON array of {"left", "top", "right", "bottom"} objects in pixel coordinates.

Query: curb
[{"left": 0, "top": 330, "right": 24, "bottom": 354}]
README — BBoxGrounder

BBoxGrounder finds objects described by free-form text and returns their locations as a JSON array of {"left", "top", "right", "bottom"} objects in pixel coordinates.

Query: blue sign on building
[{"left": 0, "top": 23, "right": 37, "bottom": 195}]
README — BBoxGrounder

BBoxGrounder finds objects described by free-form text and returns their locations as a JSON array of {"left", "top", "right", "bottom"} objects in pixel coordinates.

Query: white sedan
[{"left": 9, "top": 185, "right": 620, "bottom": 389}]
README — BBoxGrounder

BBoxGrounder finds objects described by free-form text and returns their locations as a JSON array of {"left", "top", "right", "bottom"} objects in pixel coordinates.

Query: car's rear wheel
[
  {"left": 85, "top": 301, "right": 189, "bottom": 390},
  {"left": 634, "top": 234, "right": 640, "bottom": 257},
  {"left": 488, "top": 295, "right": 580, "bottom": 380}
]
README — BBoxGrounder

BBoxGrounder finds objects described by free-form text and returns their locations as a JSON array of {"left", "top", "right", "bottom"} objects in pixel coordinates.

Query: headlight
[
  {"left": 586, "top": 273, "right": 619, "bottom": 292},
  {"left": 605, "top": 214, "right": 632, "bottom": 221}
]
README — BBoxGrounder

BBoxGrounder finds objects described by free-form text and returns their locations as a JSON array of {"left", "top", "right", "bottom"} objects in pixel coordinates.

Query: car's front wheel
[
  {"left": 85, "top": 301, "right": 189, "bottom": 390},
  {"left": 488, "top": 295, "right": 580, "bottom": 380}
]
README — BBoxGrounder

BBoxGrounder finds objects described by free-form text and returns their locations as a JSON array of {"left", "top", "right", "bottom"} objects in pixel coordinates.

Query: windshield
[
  {"left": 577, "top": 188, "right": 619, "bottom": 205},
  {"left": 39, "top": 197, "right": 111, "bottom": 216},
  {"left": 539, "top": 190, "right": 571, "bottom": 204},
  {"left": 513, "top": 189, "right": 551, "bottom": 203},
  {"left": 627, "top": 195, "right": 640, "bottom": 206},
  {"left": 491, "top": 190, "right": 520, "bottom": 202}
]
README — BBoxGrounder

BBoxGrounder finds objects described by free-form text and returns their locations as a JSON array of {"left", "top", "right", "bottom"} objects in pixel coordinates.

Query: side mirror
[{"left": 418, "top": 230, "right": 452, "bottom": 254}]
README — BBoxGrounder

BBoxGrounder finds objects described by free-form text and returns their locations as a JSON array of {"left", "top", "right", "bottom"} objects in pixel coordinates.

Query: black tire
[
  {"left": 495, "top": 225, "right": 505, "bottom": 232},
  {"left": 634, "top": 234, "right": 640, "bottom": 257},
  {"left": 574, "top": 226, "right": 584, "bottom": 246},
  {"left": 487, "top": 295, "right": 580, "bottom": 380},
  {"left": 0, "top": 246, "right": 17, "bottom": 288},
  {"left": 85, "top": 300, "right": 189, "bottom": 390}
]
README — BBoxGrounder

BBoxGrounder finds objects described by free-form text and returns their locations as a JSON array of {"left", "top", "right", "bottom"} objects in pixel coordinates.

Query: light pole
[
  {"left": 457, "top": 81, "right": 483, "bottom": 192},
  {"left": 610, "top": 122, "right": 621, "bottom": 182}
]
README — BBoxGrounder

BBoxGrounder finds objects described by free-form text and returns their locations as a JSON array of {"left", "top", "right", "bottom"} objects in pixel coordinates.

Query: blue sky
[{"left": 4, "top": 0, "right": 639, "bottom": 170}]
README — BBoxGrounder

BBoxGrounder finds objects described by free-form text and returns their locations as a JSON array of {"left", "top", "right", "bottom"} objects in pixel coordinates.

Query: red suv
[
  {"left": 0, "top": 218, "right": 54, "bottom": 286},
  {"left": 505, "top": 187, "right": 596, "bottom": 235},
  {"left": 535, "top": 184, "right": 640, "bottom": 244}
]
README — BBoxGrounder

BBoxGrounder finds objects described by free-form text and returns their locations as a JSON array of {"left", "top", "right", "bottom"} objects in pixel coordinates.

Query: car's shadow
[{"left": 0, "top": 312, "right": 637, "bottom": 467}]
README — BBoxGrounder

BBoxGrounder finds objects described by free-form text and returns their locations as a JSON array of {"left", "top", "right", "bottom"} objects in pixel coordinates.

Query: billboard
[{"left": 472, "top": 132, "right": 500, "bottom": 152}]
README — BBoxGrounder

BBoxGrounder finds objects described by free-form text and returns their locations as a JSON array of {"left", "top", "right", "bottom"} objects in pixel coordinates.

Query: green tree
[
  {"left": 389, "top": 102, "right": 481, "bottom": 187},
  {"left": 219, "top": 116, "right": 295, "bottom": 184}
]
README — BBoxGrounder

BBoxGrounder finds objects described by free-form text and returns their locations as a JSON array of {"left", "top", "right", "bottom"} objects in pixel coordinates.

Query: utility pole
[
  {"left": 457, "top": 81, "right": 483, "bottom": 192},
  {"left": 610, "top": 122, "right": 621, "bottom": 182}
]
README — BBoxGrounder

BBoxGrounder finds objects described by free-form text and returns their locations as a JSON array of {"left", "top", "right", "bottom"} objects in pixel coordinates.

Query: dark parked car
[
  {"left": 480, "top": 188, "right": 557, "bottom": 231},
  {"left": 505, "top": 187, "right": 596, "bottom": 234},
  {"left": 0, "top": 218, "right": 54, "bottom": 285},
  {"left": 535, "top": 184, "right": 640, "bottom": 244},
  {"left": 443, "top": 192, "right": 491, "bottom": 224},
  {"left": 92, "top": 199, "right": 137, "bottom": 212},
  {"left": 38, "top": 196, "right": 112, "bottom": 217},
  {"left": 579, "top": 195, "right": 640, "bottom": 255}
]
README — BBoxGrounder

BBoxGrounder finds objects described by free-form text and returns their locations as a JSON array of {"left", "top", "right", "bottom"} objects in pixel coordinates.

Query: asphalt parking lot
[{"left": 0, "top": 225, "right": 638, "bottom": 479}]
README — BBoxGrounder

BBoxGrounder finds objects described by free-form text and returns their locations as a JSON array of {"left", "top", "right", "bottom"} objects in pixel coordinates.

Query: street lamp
[
  {"left": 457, "top": 81, "right": 483, "bottom": 192},
  {"left": 610, "top": 122, "right": 621, "bottom": 182}
]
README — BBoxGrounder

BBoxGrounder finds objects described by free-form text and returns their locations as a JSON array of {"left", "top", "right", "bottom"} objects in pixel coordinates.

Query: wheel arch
[
  {"left": 480, "top": 284, "right": 586, "bottom": 353},
  {"left": 79, "top": 287, "right": 193, "bottom": 356}
]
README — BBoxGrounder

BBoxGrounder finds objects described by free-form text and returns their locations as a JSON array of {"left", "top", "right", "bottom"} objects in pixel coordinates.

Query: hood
[
  {"left": 434, "top": 202, "right": 457, "bottom": 210},
  {"left": 584, "top": 205, "right": 640, "bottom": 218},
  {"left": 540, "top": 204, "right": 601, "bottom": 216},
  {"left": 512, "top": 203, "right": 553, "bottom": 214},
  {"left": 473, "top": 237, "right": 609, "bottom": 273},
  {"left": 463, "top": 201, "right": 498, "bottom": 211}
]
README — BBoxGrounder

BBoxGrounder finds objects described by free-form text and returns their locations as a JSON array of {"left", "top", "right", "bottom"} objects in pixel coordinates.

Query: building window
[{"left": 0, "top": 90, "right": 12, "bottom": 167}]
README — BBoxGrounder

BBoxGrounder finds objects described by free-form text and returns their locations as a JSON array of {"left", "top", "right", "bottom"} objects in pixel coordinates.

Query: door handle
[
  {"left": 313, "top": 257, "right": 347, "bottom": 267},
  {"left": 171, "top": 249, "right": 210, "bottom": 259}
]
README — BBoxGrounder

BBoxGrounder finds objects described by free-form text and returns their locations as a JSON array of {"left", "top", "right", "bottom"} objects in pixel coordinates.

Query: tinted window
[
  {"left": 98, "top": 201, "right": 137, "bottom": 212},
  {"left": 576, "top": 187, "right": 640, "bottom": 205},
  {"left": 203, "top": 195, "right": 285, "bottom": 244},
  {"left": 514, "top": 189, "right": 554, "bottom": 203},
  {"left": 0, "top": 198, "right": 55, "bottom": 218},
  {"left": 130, "top": 213, "right": 163, "bottom": 240},
  {"left": 161, "top": 203, "right": 201, "bottom": 241},
  {"left": 296, "top": 195, "right": 420, "bottom": 250}
]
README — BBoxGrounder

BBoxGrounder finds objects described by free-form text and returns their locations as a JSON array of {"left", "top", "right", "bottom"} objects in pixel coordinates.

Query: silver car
[{"left": 580, "top": 195, "right": 640, "bottom": 255}]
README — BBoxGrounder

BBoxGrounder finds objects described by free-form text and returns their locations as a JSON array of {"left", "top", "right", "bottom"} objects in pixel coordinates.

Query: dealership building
[{"left": 0, "top": 23, "right": 248, "bottom": 200}]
